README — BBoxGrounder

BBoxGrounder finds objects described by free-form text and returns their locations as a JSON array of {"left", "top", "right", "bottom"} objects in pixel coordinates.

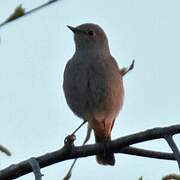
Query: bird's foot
[{"left": 64, "top": 134, "right": 76, "bottom": 148}]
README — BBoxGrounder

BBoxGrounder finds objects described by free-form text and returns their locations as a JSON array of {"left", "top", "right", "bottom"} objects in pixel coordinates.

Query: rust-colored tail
[{"left": 95, "top": 134, "right": 115, "bottom": 166}]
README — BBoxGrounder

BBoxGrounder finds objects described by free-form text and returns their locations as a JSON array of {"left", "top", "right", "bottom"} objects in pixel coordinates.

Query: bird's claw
[{"left": 64, "top": 134, "right": 76, "bottom": 148}]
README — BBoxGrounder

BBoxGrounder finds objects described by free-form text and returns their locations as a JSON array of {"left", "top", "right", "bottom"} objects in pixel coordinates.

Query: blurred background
[{"left": 0, "top": 1, "right": 180, "bottom": 179}]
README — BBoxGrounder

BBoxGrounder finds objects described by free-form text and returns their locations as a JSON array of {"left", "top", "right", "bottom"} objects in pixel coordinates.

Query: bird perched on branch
[{"left": 63, "top": 23, "right": 124, "bottom": 166}]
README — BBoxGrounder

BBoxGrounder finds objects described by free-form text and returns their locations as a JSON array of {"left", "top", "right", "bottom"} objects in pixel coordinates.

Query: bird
[{"left": 63, "top": 23, "right": 124, "bottom": 166}]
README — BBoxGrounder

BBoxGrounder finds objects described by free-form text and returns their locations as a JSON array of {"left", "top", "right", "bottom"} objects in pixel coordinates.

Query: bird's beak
[{"left": 67, "top": 25, "right": 85, "bottom": 34}]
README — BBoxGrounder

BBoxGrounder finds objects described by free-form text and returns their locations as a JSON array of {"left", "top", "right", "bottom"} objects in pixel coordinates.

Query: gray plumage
[{"left": 63, "top": 23, "right": 124, "bottom": 165}]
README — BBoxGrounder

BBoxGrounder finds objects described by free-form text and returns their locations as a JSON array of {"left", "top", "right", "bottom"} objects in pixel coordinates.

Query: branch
[
  {"left": 0, "top": 0, "right": 63, "bottom": 29},
  {"left": 0, "top": 124, "right": 179, "bottom": 179},
  {"left": 121, "top": 146, "right": 175, "bottom": 160}
]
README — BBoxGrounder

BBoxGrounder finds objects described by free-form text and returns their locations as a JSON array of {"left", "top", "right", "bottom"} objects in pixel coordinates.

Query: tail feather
[{"left": 95, "top": 133, "right": 115, "bottom": 166}]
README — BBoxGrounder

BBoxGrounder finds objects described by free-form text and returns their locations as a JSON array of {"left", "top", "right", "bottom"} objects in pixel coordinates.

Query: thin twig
[
  {"left": 28, "top": 158, "right": 43, "bottom": 180},
  {"left": 165, "top": 135, "right": 180, "bottom": 171},
  {"left": 0, "top": 0, "right": 63, "bottom": 29},
  {"left": 63, "top": 159, "right": 77, "bottom": 180},
  {"left": 0, "top": 124, "right": 180, "bottom": 179}
]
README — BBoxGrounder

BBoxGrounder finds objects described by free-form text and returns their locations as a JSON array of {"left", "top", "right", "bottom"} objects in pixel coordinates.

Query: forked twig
[{"left": 165, "top": 135, "right": 180, "bottom": 171}]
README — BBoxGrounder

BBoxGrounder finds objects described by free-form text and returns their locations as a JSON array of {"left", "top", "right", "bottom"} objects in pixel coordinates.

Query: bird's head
[{"left": 67, "top": 23, "right": 110, "bottom": 54}]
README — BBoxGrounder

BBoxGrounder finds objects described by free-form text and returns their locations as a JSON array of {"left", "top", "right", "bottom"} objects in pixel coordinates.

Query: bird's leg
[
  {"left": 120, "top": 59, "right": 135, "bottom": 77},
  {"left": 83, "top": 124, "right": 92, "bottom": 144},
  {"left": 64, "top": 121, "right": 87, "bottom": 148},
  {"left": 63, "top": 124, "right": 92, "bottom": 180},
  {"left": 71, "top": 121, "right": 87, "bottom": 135}
]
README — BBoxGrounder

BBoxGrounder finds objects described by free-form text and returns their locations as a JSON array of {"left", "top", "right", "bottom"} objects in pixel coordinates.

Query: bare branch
[
  {"left": 0, "top": 124, "right": 179, "bottom": 179},
  {"left": 0, "top": 0, "right": 63, "bottom": 29},
  {"left": 121, "top": 146, "right": 175, "bottom": 160},
  {"left": 28, "top": 158, "right": 43, "bottom": 180}
]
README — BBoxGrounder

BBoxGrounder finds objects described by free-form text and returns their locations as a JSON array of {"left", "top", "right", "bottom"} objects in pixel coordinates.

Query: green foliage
[
  {"left": 138, "top": 176, "right": 143, "bottom": 180},
  {"left": 6, "top": 4, "right": 25, "bottom": 22}
]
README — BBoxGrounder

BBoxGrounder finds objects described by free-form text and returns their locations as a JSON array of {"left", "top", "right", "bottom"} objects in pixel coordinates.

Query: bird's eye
[{"left": 88, "top": 30, "right": 94, "bottom": 36}]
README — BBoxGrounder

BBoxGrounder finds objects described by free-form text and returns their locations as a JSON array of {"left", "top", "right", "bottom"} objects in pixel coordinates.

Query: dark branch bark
[
  {"left": 0, "top": 124, "right": 179, "bottom": 179},
  {"left": 121, "top": 146, "right": 175, "bottom": 160}
]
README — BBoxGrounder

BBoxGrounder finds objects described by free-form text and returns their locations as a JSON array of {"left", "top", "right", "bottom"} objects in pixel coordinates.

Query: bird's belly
[{"left": 64, "top": 68, "right": 124, "bottom": 120}]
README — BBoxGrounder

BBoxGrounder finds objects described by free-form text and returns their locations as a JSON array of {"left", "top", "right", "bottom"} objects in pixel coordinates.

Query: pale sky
[{"left": 0, "top": 1, "right": 180, "bottom": 180}]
